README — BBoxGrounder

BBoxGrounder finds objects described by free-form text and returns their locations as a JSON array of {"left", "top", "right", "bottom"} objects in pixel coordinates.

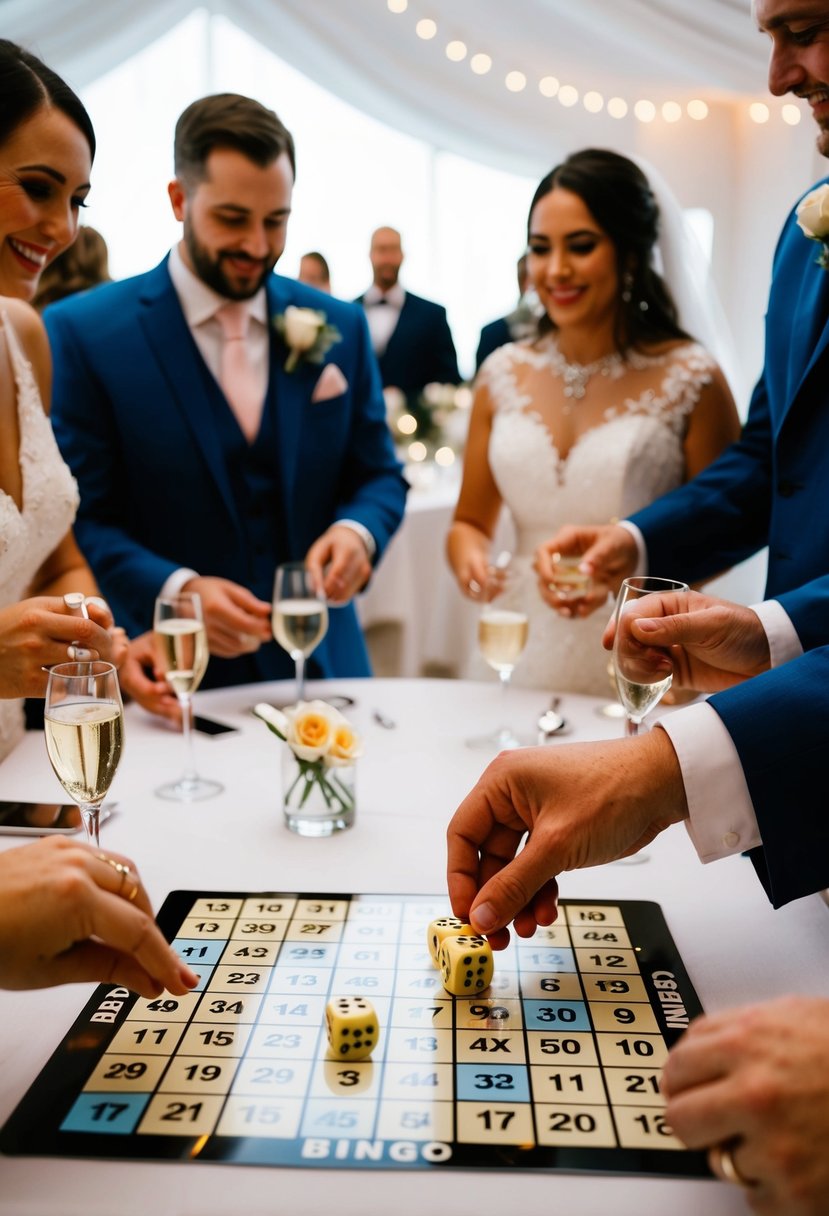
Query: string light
[{"left": 389, "top": 10, "right": 801, "bottom": 124}]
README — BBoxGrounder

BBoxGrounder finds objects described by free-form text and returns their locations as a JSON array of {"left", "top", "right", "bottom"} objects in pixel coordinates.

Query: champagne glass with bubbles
[
  {"left": 154, "top": 591, "right": 222, "bottom": 801},
  {"left": 611, "top": 576, "right": 690, "bottom": 737},
  {"left": 44, "top": 660, "right": 124, "bottom": 848},
  {"left": 467, "top": 564, "right": 530, "bottom": 750},
  {"left": 273, "top": 562, "right": 329, "bottom": 704}
]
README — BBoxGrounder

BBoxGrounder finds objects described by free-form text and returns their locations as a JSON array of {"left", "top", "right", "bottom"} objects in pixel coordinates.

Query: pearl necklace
[{"left": 549, "top": 338, "right": 625, "bottom": 400}]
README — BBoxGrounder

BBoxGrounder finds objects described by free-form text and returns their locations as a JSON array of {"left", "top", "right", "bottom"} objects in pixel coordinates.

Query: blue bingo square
[{"left": 0, "top": 893, "right": 711, "bottom": 1178}]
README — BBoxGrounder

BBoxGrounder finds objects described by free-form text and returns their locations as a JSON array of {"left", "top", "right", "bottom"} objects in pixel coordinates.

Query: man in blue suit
[
  {"left": 48, "top": 93, "right": 407, "bottom": 690},
  {"left": 474, "top": 253, "right": 534, "bottom": 373},
  {"left": 356, "top": 226, "right": 460, "bottom": 400}
]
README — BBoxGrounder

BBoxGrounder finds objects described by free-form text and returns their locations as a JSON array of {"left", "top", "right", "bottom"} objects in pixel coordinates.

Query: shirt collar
[
  {"left": 364, "top": 283, "right": 405, "bottom": 308},
  {"left": 167, "top": 242, "right": 268, "bottom": 327}
]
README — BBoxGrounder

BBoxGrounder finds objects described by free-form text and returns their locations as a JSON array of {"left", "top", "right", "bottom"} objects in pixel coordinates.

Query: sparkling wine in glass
[
  {"left": 153, "top": 592, "right": 222, "bottom": 801},
  {"left": 611, "top": 576, "right": 690, "bottom": 737},
  {"left": 44, "top": 660, "right": 124, "bottom": 848},
  {"left": 272, "top": 562, "right": 329, "bottom": 704},
  {"left": 467, "top": 566, "right": 530, "bottom": 750}
]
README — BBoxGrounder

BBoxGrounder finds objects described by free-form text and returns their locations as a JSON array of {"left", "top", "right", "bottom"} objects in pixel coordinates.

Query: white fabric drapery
[{"left": 2, "top": 0, "right": 769, "bottom": 177}]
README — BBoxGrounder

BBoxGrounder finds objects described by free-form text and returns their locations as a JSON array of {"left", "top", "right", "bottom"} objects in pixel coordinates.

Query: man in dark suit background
[
  {"left": 48, "top": 94, "right": 407, "bottom": 691},
  {"left": 474, "top": 253, "right": 535, "bottom": 372},
  {"left": 356, "top": 226, "right": 460, "bottom": 401}
]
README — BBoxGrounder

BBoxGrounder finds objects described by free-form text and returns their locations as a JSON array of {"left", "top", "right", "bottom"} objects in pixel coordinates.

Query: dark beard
[{"left": 184, "top": 223, "right": 272, "bottom": 299}]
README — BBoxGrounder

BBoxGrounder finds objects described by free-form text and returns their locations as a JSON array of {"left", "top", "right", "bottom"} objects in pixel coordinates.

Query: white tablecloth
[{"left": 0, "top": 677, "right": 826, "bottom": 1215}]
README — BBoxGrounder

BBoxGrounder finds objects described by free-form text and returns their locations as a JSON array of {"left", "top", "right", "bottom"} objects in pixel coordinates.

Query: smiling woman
[{"left": 446, "top": 148, "right": 741, "bottom": 696}]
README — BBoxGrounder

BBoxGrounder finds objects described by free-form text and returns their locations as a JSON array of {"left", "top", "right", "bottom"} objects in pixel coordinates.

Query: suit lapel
[{"left": 137, "top": 263, "right": 242, "bottom": 530}]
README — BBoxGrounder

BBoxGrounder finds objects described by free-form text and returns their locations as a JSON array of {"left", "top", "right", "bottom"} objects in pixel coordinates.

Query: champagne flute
[
  {"left": 44, "top": 660, "right": 124, "bottom": 848},
  {"left": 272, "top": 562, "right": 329, "bottom": 704},
  {"left": 467, "top": 565, "right": 530, "bottom": 750},
  {"left": 611, "top": 576, "right": 690, "bottom": 737},
  {"left": 153, "top": 592, "right": 222, "bottom": 802}
]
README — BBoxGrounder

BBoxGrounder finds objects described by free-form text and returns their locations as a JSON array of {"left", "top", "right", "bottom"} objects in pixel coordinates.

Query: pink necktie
[{"left": 215, "top": 301, "right": 263, "bottom": 443}]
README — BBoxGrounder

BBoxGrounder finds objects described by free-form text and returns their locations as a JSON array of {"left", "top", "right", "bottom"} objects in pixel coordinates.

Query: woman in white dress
[
  {"left": 0, "top": 41, "right": 197, "bottom": 999},
  {"left": 447, "top": 149, "right": 741, "bottom": 695},
  {"left": 0, "top": 40, "right": 174, "bottom": 763}
]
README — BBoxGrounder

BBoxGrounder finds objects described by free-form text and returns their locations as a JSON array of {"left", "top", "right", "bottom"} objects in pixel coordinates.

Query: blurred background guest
[
  {"left": 356, "top": 225, "right": 460, "bottom": 402},
  {"left": 297, "top": 249, "right": 331, "bottom": 293},
  {"left": 33, "top": 223, "right": 111, "bottom": 311},
  {"left": 446, "top": 148, "right": 740, "bottom": 695},
  {"left": 474, "top": 253, "right": 537, "bottom": 373}
]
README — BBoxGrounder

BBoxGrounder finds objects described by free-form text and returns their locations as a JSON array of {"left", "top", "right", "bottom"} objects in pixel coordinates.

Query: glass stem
[
  {"left": 626, "top": 716, "right": 640, "bottom": 737},
  {"left": 498, "top": 668, "right": 512, "bottom": 737},
  {"left": 81, "top": 804, "right": 101, "bottom": 849},
  {"left": 295, "top": 654, "right": 306, "bottom": 702},
  {"left": 180, "top": 694, "right": 197, "bottom": 783}
]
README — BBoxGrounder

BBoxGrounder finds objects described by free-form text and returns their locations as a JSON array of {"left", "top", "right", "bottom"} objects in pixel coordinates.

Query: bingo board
[{"left": 1, "top": 892, "right": 709, "bottom": 1178}]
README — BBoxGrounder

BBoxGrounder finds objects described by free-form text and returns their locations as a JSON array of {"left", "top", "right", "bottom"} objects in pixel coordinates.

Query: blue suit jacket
[
  {"left": 708, "top": 647, "right": 829, "bottom": 908},
  {"left": 357, "top": 290, "right": 460, "bottom": 394},
  {"left": 47, "top": 259, "right": 407, "bottom": 686},
  {"left": 633, "top": 177, "right": 829, "bottom": 651}
]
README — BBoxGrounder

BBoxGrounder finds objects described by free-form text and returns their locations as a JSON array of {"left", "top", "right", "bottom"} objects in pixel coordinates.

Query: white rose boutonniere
[
  {"left": 274, "top": 305, "right": 342, "bottom": 372},
  {"left": 796, "top": 184, "right": 829, "bottom": 270}
]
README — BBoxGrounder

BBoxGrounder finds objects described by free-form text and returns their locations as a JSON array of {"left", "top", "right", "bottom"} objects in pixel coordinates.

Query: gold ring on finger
[{"left": 709, "top": 1142, "right": 757, "bottom": 1189}]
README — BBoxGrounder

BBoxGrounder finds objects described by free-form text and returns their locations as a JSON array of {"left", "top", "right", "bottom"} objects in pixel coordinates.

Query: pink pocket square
[{"left": 311, "top": 363, "right": 348, "bottom": 402}]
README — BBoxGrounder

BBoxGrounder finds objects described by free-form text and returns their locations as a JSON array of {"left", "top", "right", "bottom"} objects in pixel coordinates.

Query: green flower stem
[{"left": 286, "top": 754, "right": 354, "bottom": 814}]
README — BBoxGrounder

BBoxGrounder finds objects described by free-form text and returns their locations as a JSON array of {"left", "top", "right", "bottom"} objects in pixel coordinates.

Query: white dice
[
  {"left": 438, "top": 934, "right": 494, "bottom": 996},
  {"left": 325, "top": 996, "right": 378, "bottom": 1061},
  {"left": 427, "top": 916, "right": 473, "bottom": 966}
]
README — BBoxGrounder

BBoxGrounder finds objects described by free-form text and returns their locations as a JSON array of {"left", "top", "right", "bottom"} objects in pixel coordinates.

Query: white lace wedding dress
[
  {"left": 0, "top": 310, "right": 79, "bottom": 761},
  {"left": 467, "top": 334, "right": 717, "bottom": 696}
]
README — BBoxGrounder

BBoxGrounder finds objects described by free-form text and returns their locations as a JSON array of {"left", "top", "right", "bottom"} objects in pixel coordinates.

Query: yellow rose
[
  {"left": 286, "top": 699, "right": 338, "bottom": 761},
  {"left": 796, "top": 184, "right": 829, "bottom": 241},
  {"left": 327, "top": 722, "right": 364, "bottom": 767}
]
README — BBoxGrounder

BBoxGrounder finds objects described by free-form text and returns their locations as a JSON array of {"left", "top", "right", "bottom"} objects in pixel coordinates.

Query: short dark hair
[
  {"left": 528, "top": 147, "right": 689, "bottom": 350},
  {"left": 0, "top": 38, "right": 95, "bottom": 158},
  {"left": 174, "top": 93, "right": 295, "bottom": 187},
  {"left": 301, "top": 251, "right": 330, "bottom": 278}
]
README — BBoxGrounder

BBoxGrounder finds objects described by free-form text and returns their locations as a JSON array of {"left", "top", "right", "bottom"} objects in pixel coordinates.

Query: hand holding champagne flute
[
  {"left": 611, "top": 576, "right": 690, "bottom": 736},
  {"left": 44, "top": 661, "right": 124, "bottom": 848},
  {"left": 272, "top": 562, "right": 329, "bottom": 704},
  {"left": 153, "top": 592, "right": 222, "bottom": 801}
]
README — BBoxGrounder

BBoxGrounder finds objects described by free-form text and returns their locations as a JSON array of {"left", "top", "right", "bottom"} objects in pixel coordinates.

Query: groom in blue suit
[{"left": 48, "top": 93, "right": 407, "bottom": 690}]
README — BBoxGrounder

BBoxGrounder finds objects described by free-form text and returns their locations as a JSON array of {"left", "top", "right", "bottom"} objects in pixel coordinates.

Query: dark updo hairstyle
[
  {"left": 0, "top": 39, "right": 95, "bottom": 159},
  {"left": 528, "top": 148, "right": 689, "bottom": 352}
]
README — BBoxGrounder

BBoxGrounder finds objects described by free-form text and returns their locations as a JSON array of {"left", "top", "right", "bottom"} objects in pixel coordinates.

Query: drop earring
[{"left": 622, "top": 271, "right": 634, "bottom": 303}]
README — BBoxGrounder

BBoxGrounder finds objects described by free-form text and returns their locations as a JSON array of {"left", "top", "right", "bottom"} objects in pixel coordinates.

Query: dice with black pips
[
  {"left": 438, "top": 934, "right": 494, "bottom": 996},
  {"left": 427, "top": 916, "right": 473, "bottom": 966},
  {"left": 325, "top": 995, "right": 378, "bottom": 1061}
]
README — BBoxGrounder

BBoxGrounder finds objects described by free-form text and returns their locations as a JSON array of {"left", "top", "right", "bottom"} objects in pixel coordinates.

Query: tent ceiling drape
[{"left": 2, "top": 0, "right": 771, "bottom": 176}]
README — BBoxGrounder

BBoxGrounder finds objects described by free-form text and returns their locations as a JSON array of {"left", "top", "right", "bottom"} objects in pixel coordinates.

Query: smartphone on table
[{"left": 0, "top": 801, "right": 114, "bottom": 836}]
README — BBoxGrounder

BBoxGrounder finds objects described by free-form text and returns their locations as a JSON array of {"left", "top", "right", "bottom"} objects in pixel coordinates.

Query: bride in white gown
[{"left": 448, "top": 149, "right": 741, "bottom": 696}]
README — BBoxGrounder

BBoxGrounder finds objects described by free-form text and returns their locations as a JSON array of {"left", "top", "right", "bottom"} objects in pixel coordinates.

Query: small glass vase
[{"left": 281, "top": 746, "right": 356, "bottom": 836}]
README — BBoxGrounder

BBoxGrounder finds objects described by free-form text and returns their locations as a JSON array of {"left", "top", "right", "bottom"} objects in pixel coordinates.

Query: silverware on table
[{"left": 372, "top": 709, "right": 397, "bottom": 730}]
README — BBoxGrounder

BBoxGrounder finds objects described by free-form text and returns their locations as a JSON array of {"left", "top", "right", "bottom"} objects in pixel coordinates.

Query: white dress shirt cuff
[
  {"left": 750, "top": 598, "right": 803, "bottom": 667},
  {"left": 656, "top": 704, "right": 762, "bottom": 862},
  {"left": 617, "top": 520, "right": 647, "bottom": 575},
  {"left": 337, "top": 519, "right": 376, "bottom": 560},
  {"left": 160, "top": 568, "right": 200, "bottom": 600}
]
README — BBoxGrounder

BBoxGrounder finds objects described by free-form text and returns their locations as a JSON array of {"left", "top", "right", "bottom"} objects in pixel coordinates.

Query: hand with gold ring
[
  {"left": 0, "top": 837, "right": 198, "bottom": 997},
  {"left": 663, "top": 996, "right": 829, "bottom": 1214}
]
